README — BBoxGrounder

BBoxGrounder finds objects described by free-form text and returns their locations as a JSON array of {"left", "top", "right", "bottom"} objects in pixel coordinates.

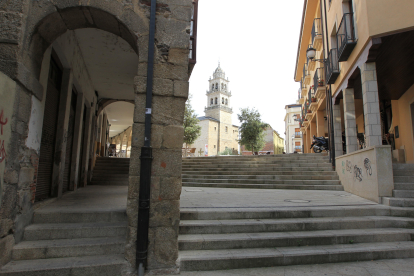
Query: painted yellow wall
[{"left": 392, "top": 84, "right": 414, "bottom": 163}]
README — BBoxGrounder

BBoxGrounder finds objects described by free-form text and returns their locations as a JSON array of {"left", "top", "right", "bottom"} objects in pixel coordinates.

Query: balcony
[
  {"left": 312, "top": 18, "right": 323, "bottom": 51},
  {"left": 301, "top": 78, "right": 308, "bottom": 97},
  {"left": 303, "top": 63, "right": 311, "bottom": 85},
  {"left": 295, "top": 146, "right": 302, "bottom": 153},
  {"left": 337, "top": 13, "right": 357, "bottom": 62},
  {"left": 313, "top": 67, "right": 326, "bottom": 100},
  {"left": 326, "top": 48, "right": 340, "bottom": 84}
]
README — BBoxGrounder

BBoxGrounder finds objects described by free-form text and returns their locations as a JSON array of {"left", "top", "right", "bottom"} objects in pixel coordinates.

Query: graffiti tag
[
  {"left": 0, "top": 110, "right": 7, "bottom": 135},
  {"left": 364, "top": 158, "right": 372, "bottom": 176},
  {"left": 354, "top": 165, "right": 363, "bottom": 182},
  {"left": 346, "top": 160, "right": 352, "bottom": 173}
]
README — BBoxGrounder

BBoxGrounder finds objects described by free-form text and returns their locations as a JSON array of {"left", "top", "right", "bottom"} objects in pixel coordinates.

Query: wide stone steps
[
  {"left": 91, "top": 157, "right": 130, "bottom": 186},
  {"left": 34, "top": 210, "right": 127, "bottom": 224},
  {"left": 12, "top": 237, "right": 125, "bottom": 260},
  {"left": 179, "top": 228, "right": 414, "bottom": 251},
  {"left": 182, "top": 183, "right": 344, "bottom": 191},
  {"left": 183, "top": 167, "right": 335, "bottom": 172},
  {"left": 384, "top": 164, "right": 414, "bottom": 207},
  {"left": 179, "top": 217, "right": 414, "bottom": 235},
  {"left": 182, "top": 170, "right": 338, "bottom": 176},
  {"left": 24, "top": 222, "right": 127, "bottom": 241},
  {"left": 183, "top": 162, "right": 332, "bottom": 167},
  {"left": 0, "top": 254, "right": 126, "bottom": 276},
  {"left": 179, "top": 241, "right": 414, "bottom": 271},
  {"left": 182, "top": 175, "right": 339, "bottom": 180}
]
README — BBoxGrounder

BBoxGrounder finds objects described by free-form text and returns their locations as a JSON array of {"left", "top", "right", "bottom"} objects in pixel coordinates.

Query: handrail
[
  {"left": 313, "top": 67, "right": 325, "bottom": 94},
  {"left": 326, "top": 48, "right": 339, "bottom": 84},
  {"left": 311, "top": 18, "right": 322, "bottom": 43},
  {"left": 337, "top": 13, "right": 356, "bottom": 59}
]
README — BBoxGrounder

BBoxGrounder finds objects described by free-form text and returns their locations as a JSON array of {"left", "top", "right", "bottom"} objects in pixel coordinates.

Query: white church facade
[{"left": 191, "top": 64, "right": 239, "bottom": 156}]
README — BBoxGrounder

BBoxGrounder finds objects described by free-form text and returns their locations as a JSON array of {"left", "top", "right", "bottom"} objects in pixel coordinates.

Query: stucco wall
[{"left": 392, "top": 83, "right": 414, "bottom": 163}]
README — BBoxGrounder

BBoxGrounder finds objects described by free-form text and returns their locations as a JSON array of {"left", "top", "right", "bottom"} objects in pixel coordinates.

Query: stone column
[
  {"left": 302, "top": 132, "right": 307, "bottom": 153},
  {"left": 333, "top": 104, "right": 343, "bottom": 158},
  {"left": 316, "top": 110, "right": 325, "bottom": 137},
  {"left": 51, "top": 69, "right": 73, "bottom": 198},
  {"left": 69, "top": 93, "right": 85, "bottom": 191},
  {"left": 310, "top": 120, "right": 317, "bottom": 140},
  {"left": 80, "top": 107, "right": 92, "bottom": 187},
  {"left": 343, "top": 88, "right": 358, "bottom": 153},
  {"left": 361, "top": 62, "right": 382, "bottom": 147}
]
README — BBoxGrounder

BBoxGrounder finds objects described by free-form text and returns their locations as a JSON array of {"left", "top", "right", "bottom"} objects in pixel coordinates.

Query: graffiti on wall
[
  {"left": 364, "top": 158, "right": 372, "bottom": 176},
  {"left": 346, "top": 160, "right": 352, "bottom": 173},
  {"left": 353, "top": 165, "right": 363, "bottom": 182},
  {"left": 0, "top": 110, "right": 8, "bottom": 163}
]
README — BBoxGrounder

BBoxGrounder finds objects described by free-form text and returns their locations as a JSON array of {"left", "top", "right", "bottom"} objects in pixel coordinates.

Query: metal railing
[
  {"left": 337, "top": 13, "right": 356, "bottom": 60},
  {"left": 311, "top": 18, "right": 322, "bottom": 44},
  {"left": 300, "top": 79, "right": 306, "bottom": 90},
  {"left": 313, "top": 67, "right": 325, "bottom": 94},
  {"left": 295, "top": 133, "right": 302, "bottom": 138},
  {"left": 326, "top": 48, "right": 340, "bottom": 84},
  {"left": 308, "top": 88, "right": 315, "bottom": 104}
]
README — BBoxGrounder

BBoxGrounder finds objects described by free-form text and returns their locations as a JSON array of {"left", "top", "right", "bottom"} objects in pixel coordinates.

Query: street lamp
[{"left": 306, "top": 46, "right": 325, "bottom": 63}]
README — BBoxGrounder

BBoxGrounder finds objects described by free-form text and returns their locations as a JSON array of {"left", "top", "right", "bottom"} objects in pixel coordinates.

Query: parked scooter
[{"left": 310, "top": 135, "right": 328, "bottom": 153}]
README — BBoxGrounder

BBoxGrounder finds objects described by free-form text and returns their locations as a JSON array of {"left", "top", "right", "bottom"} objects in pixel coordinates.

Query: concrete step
[
  {"left": 393, "top": 170, "right": 414, "bottom": 176},
  {"left": 394, "top": 176, "right": 414, "bottom": 183},
  {"left": 34, "top": 210, "right": 127, "bottom": 224},
  {"left": 179, "top": 216, "right": 414, "bottom": 235},
  {"left": 182, "top": 179, "right": 341, "bottom": 185},
  {"left": 180, "top": 206, "right": 414, "bottom": 221},
  {"left": 92, "top": 175, "right": 129, "bottom": 180},
  {"left": 183, "top": 162, "right": 332, "bottom": 168},
  {"left": 393, "top": 163, "right": 414, "bottom": 170},
  {"left": 182, "top": 183, "right": 344, "bottom": 190},
  {"left": 90, "top": 180, "right": 129, "bottom": 186},
  {"left": 182, "top": 167, "right": 335, "bottom": 172},
  {"left": 12, "top": 237, "right": 125, "bottom": 260},
  {"left": 179, "top": 241, "right": 414, "bottom": 271},
  {"left": 178, "top": 228, "right": 414, "bottom": 251},
  {"left": 182, "top": 175, "right": 339, "bottom": 181},
  {"left": 182, "top": 171, "right": 338, "bottom": 176},
  {"left": 0, "top": 254, "right": 126, "bottom": 275},
  {"left": 394, "top": 184, "right": 414, "bottom": 190},
  {"left": 182, "top": 159, "right": 330, "bottom": 164},
  {"left": 24, "top": 222, "right": 127, "bottom": 241},
  {"left": 393, "top": 190, "right": 414, "bottom": 198},
  {"left": 383, "top": 197, "right": 414, "bottom": 207}
]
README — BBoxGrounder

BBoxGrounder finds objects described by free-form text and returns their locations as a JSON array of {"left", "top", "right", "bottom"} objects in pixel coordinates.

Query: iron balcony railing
[
  {"left": 295, "top": 133, "right": 302, "bottom": 138},
  {"left": 326, "top": 48, "right": 340, "bottom": 84},
  {"left": 300, "top": 79, "right": 306, "bottom": 90},
  {"left": 308, "top": 88, "right": 315, "bottom": 104},
  {"left": 311, "top": 18, "right": 322, "bottom": 44},
  {"left": 337, "top": 13, "right": 357, "bottom": 62},
  {"left": 313, "top": 67, "right": 325, "bottom": 94}
]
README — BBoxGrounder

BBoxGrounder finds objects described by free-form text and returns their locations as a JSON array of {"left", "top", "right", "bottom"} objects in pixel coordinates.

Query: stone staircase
[
  {"left": 182, "top": 154, "right": 344, "bottom": 191},
  {"left": 0, "top": 206, "right": 127, "bottom": 275},
  {"left": 383, "top": 163, "right": 414, "bottom": 207},
  {"left": 178, "top": 205, "right": 414, "bottom": 271},
  {"left": 91, "top": 157, "right": 129, "bottom": 186}
]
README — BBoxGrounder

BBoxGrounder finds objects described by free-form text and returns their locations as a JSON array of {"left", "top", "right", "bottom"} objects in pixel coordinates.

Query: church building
[{"left": 191, "top": 64, "right": 239, "bottom": 156}]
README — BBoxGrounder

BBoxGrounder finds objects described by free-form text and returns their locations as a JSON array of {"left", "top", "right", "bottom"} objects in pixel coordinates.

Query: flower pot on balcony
[
  {"left": 311, "top": 97, "right": 317, "bottom": 102},
  {"left": 307, "top": 110, "right": 312, "bottom": 113},
  {"left": 318, "top": 80, "right": 324, "bottom": 87}
]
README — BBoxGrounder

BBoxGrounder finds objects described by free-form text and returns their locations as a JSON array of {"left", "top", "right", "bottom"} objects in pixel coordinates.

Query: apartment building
[
  {"left": 294, "top": 0, "right": 414, "bottom": 202},
  {"left": 284, "top": 104, "right": 303, "bottom": 153}
]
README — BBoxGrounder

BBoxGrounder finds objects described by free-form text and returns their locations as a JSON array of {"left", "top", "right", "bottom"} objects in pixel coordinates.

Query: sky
[{"left": 188, "top": 0, "right": 305, "bottom": 139}]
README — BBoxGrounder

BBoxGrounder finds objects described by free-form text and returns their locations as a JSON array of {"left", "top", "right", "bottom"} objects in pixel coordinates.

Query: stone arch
[
  {"left": 15, "top": 3, "right": 147, "bottom": 97},
  {"left": 97, "top": 99, "right": 135, "bottom": 117}
]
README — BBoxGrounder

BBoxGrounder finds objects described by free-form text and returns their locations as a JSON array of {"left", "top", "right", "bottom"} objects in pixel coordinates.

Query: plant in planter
[
  {"left": 307, "top": 109, "right": 312, "bottom": 113},
  {"left": 318, "top": 80, "right": 324, "bottom": 86},
  {"left": 311, "top": 97, "right": 317, "bottom": 102}
]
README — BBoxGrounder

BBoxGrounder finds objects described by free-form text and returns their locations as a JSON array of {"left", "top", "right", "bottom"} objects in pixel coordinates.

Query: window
[
  {"left": 214, "top": 127, "right": 216, "bottom": 131},
  {"left": 225, "top": 126, "right": 228, "bottom": 133},
  {"left": 210, "top": 98, "right": 213, "bottom": 105},
  {"left": 221, "top": 83, "right": 224, "bottom": 90},
  {"left": 215, "top": 97, "right": 217, "bottom": 104},
  {"left": 212, "top": 84, "right": 214, "bottom": 90},
  {"left": 214, "top": 145, "right": 216, "bottom": 148},
  {"left": 222, "top": 97, "right": 224, "bottom": 104},
  {"left": 225, "top": 98, "right": 228, "bottom": 105},
  {"left": 215, "top": 83, "right": 218, "bottom": 90}
]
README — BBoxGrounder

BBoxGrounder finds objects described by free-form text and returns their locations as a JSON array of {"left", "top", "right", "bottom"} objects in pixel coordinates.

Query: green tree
[
  {"left": 183, "top": 95, "right": 201, "bottom": 151},
  {"left": 238, "top": 108, "right": 269, "bottom": 155}
]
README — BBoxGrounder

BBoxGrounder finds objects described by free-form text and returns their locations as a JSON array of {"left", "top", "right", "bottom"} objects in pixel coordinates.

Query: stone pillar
[
  {"left": 316, "top": 110, "right": 325, "bottom": 137},
  {"left": 361, "top": 62, "right": 382, "bottom": 147},
  {"left": 80, "top": 107, "right": 92, "bottom": 187},
  {"left": 69, "top": 93, "right": 85, "bottom": 191},
  {"left": 51, "top": 69, "right": 73, "bottom": 198},
  {"left": 310, "top": 120, "right": 317, "bottom": 141},
  {"left": 333, "top": 104, "right": 343, "bottom": 158},
  {"left": 302, "top": 132, "right": 307, "bottom": 153},
  {"left": 343, "top": 88, "right": 358, "bottom": 153}
]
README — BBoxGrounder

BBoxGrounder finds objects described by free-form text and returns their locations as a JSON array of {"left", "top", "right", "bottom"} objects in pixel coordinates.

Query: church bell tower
[{"left": 205, "top": 63, "right": 233, "bottom": 121}]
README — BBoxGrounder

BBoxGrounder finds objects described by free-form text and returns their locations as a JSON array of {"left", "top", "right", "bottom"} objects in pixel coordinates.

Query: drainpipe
[
  {"left": 321, "top": 0, "right": 335, "bottom": 167},
  {"left": 136, "top": 0, "right": 156, "bottom": 275}
]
